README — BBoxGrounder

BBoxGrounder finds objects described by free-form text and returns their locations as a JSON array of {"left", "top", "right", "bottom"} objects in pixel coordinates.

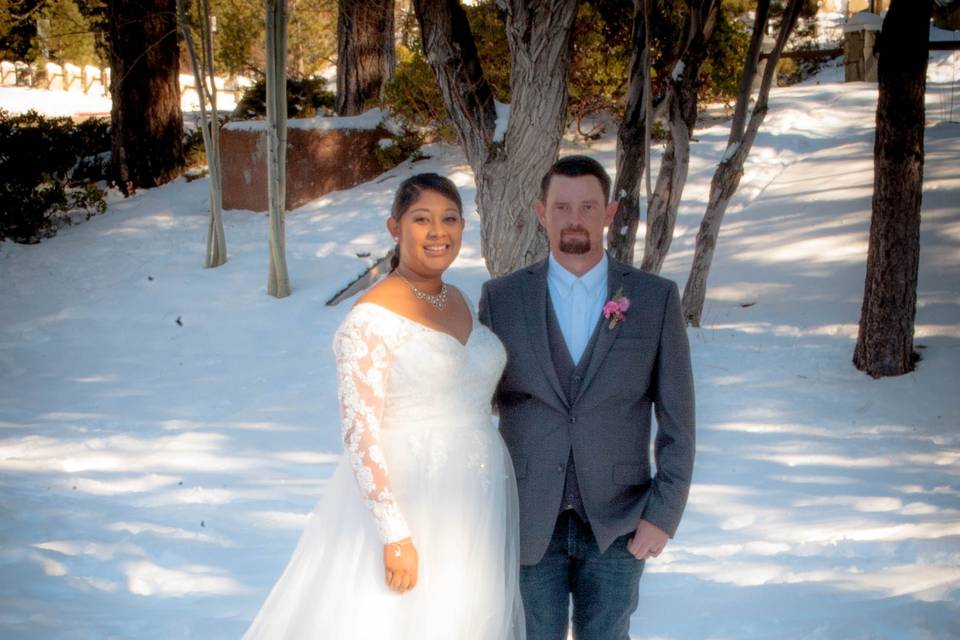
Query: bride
[{"left": 243, "top": 173, "right": 525, "bottom": 639}]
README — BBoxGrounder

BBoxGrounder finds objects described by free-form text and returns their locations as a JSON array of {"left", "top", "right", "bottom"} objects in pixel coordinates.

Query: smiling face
[
  {"left": 534, "top": 173, "right": 617, "bottom": 275},
  {"left": 387, "top": 188, "right": 465, "bottom": 279}
]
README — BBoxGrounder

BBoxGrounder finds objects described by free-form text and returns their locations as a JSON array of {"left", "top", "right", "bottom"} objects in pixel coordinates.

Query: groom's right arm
[
  {"left": 478, "top": 281, "right": 493, "bottom": 330},
  {"left": 478, "top": 282, "right": 504, "bottom": 414}
]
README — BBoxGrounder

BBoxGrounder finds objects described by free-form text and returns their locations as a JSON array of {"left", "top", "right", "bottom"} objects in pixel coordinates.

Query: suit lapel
[
  {"left": 574, "top": 258, "right": 630, "bottom": 404},
  {"left": 522, "top": 261, "right": 570, "bottom": 410}
]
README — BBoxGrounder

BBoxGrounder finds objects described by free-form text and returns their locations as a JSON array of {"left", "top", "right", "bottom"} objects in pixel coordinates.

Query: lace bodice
[{"left": 332, "top": 300, "right": 507, "bottom": 544}]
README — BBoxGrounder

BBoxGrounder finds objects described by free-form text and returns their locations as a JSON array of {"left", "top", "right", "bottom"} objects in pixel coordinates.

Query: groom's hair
[{"left": 539, "top": 155, "right": 612, "bottom": 203}]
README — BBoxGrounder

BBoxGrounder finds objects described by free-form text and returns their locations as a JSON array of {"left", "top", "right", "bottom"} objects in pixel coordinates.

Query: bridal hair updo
[{"left": 389, "top": 173, "right": 464, "bottom": 272}]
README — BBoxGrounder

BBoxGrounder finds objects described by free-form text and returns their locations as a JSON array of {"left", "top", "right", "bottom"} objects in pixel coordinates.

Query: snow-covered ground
[
  {"left": 1, "top": 53, "right": 959, "bottom": 638},
  {"left": 0, "top": 77, "right": 242, "bottom": 119}
]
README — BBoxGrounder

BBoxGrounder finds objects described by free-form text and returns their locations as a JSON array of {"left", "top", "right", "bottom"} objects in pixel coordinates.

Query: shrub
[
  {"left": 568, "top": 1, "right": 633, "bottom": 134},
  {"left": 0, "top": 109, "right": 108, "bottom": 244},
  {"left": 709, "top": 0, "right": 823, "bottom": 96},
  {"left": 210, "top": 0, "right": 336, "bottom": 79},
  {"left": 700, "top": 4, "right": 753, "bottom": 103},
  {"left": 383, "top": 44, "right": 455, "bottom": 142},
  {"left": 385, "top": 4, "right": 509, "bottom": 142},
  {"left": 232, "top": 77, "right": 337, "bottom": 120},
  {"left": 374, "top": 132, "right": 426, "bottom": 171},
  {"left": 384, "top": 0, "right": 756, "bottom": 140}
]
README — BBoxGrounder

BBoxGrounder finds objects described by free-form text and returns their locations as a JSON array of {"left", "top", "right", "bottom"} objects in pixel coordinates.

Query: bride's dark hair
[{"left": 389, "top": 173, "right": 463, "bottom": 272}]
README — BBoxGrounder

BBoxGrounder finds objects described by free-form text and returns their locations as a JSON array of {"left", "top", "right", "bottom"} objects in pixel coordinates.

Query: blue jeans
[{"left": 520, "top": 510, "right": 644, "bottom": 640}]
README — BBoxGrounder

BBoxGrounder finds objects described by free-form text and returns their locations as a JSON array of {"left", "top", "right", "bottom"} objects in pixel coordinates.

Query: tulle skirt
[{"left": 242, "top": 423, "right": 525, "bottom": 639}]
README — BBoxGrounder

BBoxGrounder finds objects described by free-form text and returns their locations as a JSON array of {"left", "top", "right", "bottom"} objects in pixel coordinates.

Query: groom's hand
[
  {"left": 383, "top": 537, "right": 418, "bottom": 594},
  {"left": 627, "top": 519, "right": 669, "bottom": 560}
]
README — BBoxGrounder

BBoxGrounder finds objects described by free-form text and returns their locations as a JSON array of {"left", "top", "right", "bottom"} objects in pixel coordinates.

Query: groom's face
[{"left": 535, "top": 174, "right": 616, "bottom": 263}]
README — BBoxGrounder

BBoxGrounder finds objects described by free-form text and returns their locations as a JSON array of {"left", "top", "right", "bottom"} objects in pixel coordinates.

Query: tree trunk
[
  {"left": 413, "top": 0, "right": 497, "bottom": 171},
  {"left": 266, "top": 0, "right": 291, "bottom": 297},
  {"left": 607, "top": 0, "right": 650, "bottom": 265},
  {"left": 415, "top": 0, "right": 579, "bottom": 277},
  {"left": 336, "top": 0, "right": 395, "bottom": 116},
  {"left": 106, "top": 0, "right": 184, "bottom": 195},
  {"left": 641, "top": 93, "right": 690, "bottom": 273},
  {"left": 681, "top": 0, "right": 804, "bottom": 326},
  {"left": 176, "top": 0, "right": 227, "bottom": 268},
  {"left": 200, "top": 0, "right": 226, "bottom": 268},
  {"left": 479, "top": 0, "right": 579, "bottom": 275},
  {"left": 641, "top": 0, "right": 719, "bottom": 274},
  {"left": 728, "top": 0, "right": 770, "bottom": 144},
  {"left": 853, "top": 0, "right": 931, "bottom": 378}
]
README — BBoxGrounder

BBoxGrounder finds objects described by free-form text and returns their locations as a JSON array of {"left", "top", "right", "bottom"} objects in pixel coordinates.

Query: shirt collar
[{"left": 547, "top": 252, "right": 608, "bottom": 296}]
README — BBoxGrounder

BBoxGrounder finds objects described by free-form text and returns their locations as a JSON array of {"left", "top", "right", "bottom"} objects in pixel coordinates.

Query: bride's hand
[{"left": 383, "top": 538, "right": 418, "bottom": 593}]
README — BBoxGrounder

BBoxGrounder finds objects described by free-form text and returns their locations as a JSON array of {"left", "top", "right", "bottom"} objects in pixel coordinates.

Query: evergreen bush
[
  {"left": 374, "top": 132, "right": 426, "bottom": 171},
  {"left": 384, "top": 4, "right": 509, "bottom": 142},
  {"left": 384, "top": 0, "right": 757, "bottom": 139},
  {"left": 0, "top": 109, "right": 108, "bottom": 244},
  {"left": 232, "top": 77, "right": 336, "bottom": 120}
]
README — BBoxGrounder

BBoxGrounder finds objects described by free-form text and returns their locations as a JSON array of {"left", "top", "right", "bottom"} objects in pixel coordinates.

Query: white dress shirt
[{"left": 546, "top": 253, "right": 608, "bottom": 365}]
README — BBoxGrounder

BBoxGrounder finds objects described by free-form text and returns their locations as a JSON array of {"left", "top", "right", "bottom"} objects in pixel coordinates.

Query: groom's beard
[{"left": 559, "top": 225, "right": 591, "bottom": 255}]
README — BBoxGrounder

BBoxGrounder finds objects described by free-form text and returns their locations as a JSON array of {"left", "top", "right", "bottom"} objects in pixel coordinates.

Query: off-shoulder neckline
[{"left": 351, "top": 301, "right": 475, "bottom": 348}]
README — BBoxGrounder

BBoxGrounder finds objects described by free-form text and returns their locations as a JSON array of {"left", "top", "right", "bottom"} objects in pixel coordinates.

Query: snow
[
  {"left": 720, "top": 141, "right": 740, "bottom": 162},
  {"left": 493, "top": 99, "right": 510, "bottom": 143},
  {"left": 0, "top": 86, "right": 112, "bottom": 118},
  {"left": 671, "top": 61, "right": 685, "bottom": 81},
  {"left": 0, "top": 79, "right": 242, "bottom": 119},
  {"left": 223, "top": 107, "right": 390, "bottom": 132},
  {"left": 811, "top": 11, "right": 847, "bottom": 48},
  {"left": 1, "top": 58, "right": 959, "bottom": 639},
  {"left": 843, "top": 11, "right": 883, "bottom": 33}
]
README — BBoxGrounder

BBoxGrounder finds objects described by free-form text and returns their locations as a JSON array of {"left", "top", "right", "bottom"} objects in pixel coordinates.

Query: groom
[{"left": 479, "top": 155, "right": 695, "bottom": 640}]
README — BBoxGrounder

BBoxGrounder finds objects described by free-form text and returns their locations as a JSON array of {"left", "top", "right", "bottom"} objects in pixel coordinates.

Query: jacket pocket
[
  {"left": 612, "top": 463, "right": 646, "bottom": 486},
  {"left": 499, "top": 390, "right": 533, "bottom": 406}
]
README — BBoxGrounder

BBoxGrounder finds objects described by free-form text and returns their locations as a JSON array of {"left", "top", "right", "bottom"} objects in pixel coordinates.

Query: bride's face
[{"left": 388, "top": 189, "right": 464, "bottom": 278}]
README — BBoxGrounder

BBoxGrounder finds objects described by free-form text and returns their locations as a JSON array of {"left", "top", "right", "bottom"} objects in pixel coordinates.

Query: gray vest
[{"left": 545, "top": 290, "right": 603, "bottom": 523}]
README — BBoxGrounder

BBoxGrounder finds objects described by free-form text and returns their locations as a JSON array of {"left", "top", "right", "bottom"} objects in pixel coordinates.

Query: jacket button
[
  {"left": 557, "top": 463, "right": 565, "bottom": 472},
  {"left": 569, "top": 415, "right": 577, "bottom": 424}
]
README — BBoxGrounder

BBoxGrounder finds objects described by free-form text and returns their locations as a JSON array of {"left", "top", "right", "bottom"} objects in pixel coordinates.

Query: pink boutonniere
[{"left": 603, "top": 287, "right": 630, "bottom": 329}]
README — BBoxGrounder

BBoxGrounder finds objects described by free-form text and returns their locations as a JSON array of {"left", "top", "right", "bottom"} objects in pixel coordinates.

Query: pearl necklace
[{"left": 395, "top": 272, "right": 448, "bottom": 310}]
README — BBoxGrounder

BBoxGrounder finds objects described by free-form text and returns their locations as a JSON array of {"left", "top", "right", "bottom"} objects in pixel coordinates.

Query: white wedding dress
[{"left": 243, "top": 301, "right": 525, "bottom": 639}]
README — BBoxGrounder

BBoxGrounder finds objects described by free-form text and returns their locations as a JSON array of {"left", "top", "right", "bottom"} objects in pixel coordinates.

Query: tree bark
[
  {"left": 176, "top": 0, "right": 227, "bottom": 268},
  {"left": 728, "top": 0, "right": 770, "bottom": 144},
  {"left": 266, "top": 0, "right": 291, "bottom": 297},
  {"left": 607, "top": 0, "right": 650, "bottom": 265},
  {"left": 106, "top": 0, "right": 184, "bottom": 195},
  {"left": 853, "top": 0, "right": 931, "bottom": 377},
  {"left": 414, "top": 0, "right": 579, "bottom": 277},
  {"left": 681, "top": 0, "right": 803, "bottom": 326},
  {"left": 336, "top": 0, "right": 395, "bottom": 116},
  {"left": 641, "top": 0, "right": 719, "bottom": 274},
  {"left": 413, "top": 0, "right": 497, "bottom": 171}
]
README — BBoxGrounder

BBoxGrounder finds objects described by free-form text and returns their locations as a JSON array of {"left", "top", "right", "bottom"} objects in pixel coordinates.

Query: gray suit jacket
[{"left": 479, "top": 255, "right": 695, "bottom": 566}]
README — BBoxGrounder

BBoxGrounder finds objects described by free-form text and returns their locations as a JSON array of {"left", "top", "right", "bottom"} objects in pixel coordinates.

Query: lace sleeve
[{"left": 333, "top": 308, "right": 410, "bottom": 544}]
